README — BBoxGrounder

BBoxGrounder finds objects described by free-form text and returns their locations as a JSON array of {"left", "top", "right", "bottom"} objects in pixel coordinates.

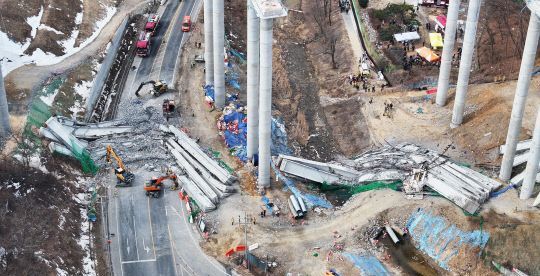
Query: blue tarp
[
  {"left": 343, "top": 253, "right": 389, "bottom": 276},
  {"left": 406, "top": 208, "right": 490, "bottom": 270},
  {"left": 204, "top": 85, "right": 215, "bottom": 102}
]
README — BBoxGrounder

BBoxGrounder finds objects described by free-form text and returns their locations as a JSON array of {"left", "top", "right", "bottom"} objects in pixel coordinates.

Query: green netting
[
  {"left": 209, "top": 149, "right": 234, "bottom": 174},
  {"left": 71, "top": 137, "right": 98, "bottom": 175},
  {"left": 188, "top": 197, "right": 201, "bottom": 218},
  {"left": 316, "top": 180, "right": 402, "bottom": 195}
]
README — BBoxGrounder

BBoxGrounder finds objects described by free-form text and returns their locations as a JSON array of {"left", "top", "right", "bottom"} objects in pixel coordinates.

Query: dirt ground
[
  {"left": 169, "top": 0, "right": 540, "bottom": 275},
  {"left": 0, "top": 155, "right": 88, "bottom": 275}
]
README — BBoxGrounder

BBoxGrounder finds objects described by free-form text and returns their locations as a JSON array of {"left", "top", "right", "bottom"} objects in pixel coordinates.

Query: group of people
[
  {"left": 348, "top": 73, "right": 376, "bottom": 93},
  {"left": 338, "top": 0, "right": 351, "bottom": 13}
]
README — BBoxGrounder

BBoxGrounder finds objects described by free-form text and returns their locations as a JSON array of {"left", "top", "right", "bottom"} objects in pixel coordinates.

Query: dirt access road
[{"left": 5, "top": 0, "right": 153, "bottom": 93}]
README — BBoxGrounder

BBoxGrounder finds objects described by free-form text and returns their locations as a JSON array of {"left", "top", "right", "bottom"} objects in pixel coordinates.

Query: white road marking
[
  {"left": 143, "top": 238, "right": 151, "bottom": 254},
  {"left": 167, "top": 225, "right": 180, "bottom": 276},
  {"left": 121, "top": 259, "right": 157, "bottom": 264},
  {"left": 169, "top": 205, "right": 229, "bottom": 275},
  {"left": 115, "top": 198, "right": 125, "bottom": 276},
  {"left": 147, "top": 197, "right": 157, "bottom": 259},
  {"left": 170, "top": 0, "right": 202, "bottom": 86},
  {"left": 133, "top": 215, "right": 140, "bottom": 261},
  {"left": 152, "top": 0, "right": 185, "bottom": 80}
]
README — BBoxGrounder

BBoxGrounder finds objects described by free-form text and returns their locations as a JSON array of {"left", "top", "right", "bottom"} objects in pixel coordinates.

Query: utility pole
[{"left": 237, "top": 212, "right": 251, "bottom": 271}]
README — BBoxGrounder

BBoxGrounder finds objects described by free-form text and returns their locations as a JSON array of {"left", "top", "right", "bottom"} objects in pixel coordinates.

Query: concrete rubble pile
[
  {"left": 164, "top": 125, "right": 237, "bottom": 212},
  {"left": 277, "top": 144, "right": 502, "bottom": 214},
  {"left": 40, "top": 116, "right": 135, "bottom": 157},
  {"left": 499, "top": 139, "right": 540, "bottom": 186}
]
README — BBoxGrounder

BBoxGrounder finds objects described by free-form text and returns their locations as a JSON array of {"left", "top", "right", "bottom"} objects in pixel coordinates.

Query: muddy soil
[{"left": 0, "top": 156, "right": 87, "bottom": 275}]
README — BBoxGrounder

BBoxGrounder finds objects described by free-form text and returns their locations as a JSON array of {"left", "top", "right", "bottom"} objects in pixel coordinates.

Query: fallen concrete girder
[
  {"left": 426, "top": 172, "right": 480, "bottom": 214},
  {"left": 168, "top": 138, "right": 234, "bottom": 196},
  {"left": 48, "top": 142, "right": 75, "bottom": 157},
  {"left": 72, "top": 126, "right": 133, "bottom": 140},
  {"left": 510, "top": 168, "right": 540, "bottom": 186},
  {"left": 278, "top": 159, "right": 342, "bottom": 184},
  {"left": 278, "top": 154, "right": 361, "bottom": 181},
  {"left": 168, "top": 125, "right": 236, "bottom": 184},
  {"left": 44, "top": 117, "right": 87, "bottom": 152},
  {"left": 167, "top": 142, "right": 219, "bottom": 204},
  {"left": 500, "top": 139, "right": 532, "bottom": 154},
  {"left": 512, "top": 151, "right": 531, "bottom": 167},
  {"left": 178, "top": 175, "right": 216, "bottom": 212}
]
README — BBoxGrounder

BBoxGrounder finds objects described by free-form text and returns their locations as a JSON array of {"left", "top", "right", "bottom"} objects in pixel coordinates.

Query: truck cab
[
  {"left": 145, "top": 14, "right": 160, "bottom": 36},
  {"left": 181, "top": 16, "right": 191, "bottom": 32},
  {"left": 136, "top": 32, "right": 152, "bottom": 57}
]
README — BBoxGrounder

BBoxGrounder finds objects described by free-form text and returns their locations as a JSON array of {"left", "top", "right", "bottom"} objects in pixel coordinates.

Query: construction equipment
[
  {"left": 135, "top": 80, "right": 168, "bottom": 97},
  {"left": 145, "top": 14, "right": 160, "bottom": 35},
  {"left": 106, "top": 145, "right": 135, "bottom": 187},
  {"left": 144, "top": 173, "right": 179, "bottom": 198},
  {"left": 162, "top": 99, "right": 176, "bottom": 120}
]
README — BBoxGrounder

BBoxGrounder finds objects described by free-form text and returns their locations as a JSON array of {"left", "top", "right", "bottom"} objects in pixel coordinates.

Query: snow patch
[
  {"left": 0, "top": 6, "right": 117, "bottom": 76},
  {"left": 38, "top": 24, "right": 64, "bottom": 35},
  {"left": 27, "top": 6, "right": 45, "bottom": 39},
  {"left": 75, "top": 12, "right": 84, "bottom": 25},
  {"left": 56, "top": 267, "right": 69, "bottom": 276},
  {"left": 78, "top": 209, "right": 96, "bottom": 275},
  {"left": 40, "top": 87, "right": 60, "bottom": 106}
]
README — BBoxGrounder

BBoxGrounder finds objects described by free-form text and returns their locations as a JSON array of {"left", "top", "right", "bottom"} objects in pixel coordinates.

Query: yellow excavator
[
  {"left": 135, "top": 80, "right": 168, "bottom": 97},
  {"left": 106, "top": 145, "right": 135, "bottom": 187}
]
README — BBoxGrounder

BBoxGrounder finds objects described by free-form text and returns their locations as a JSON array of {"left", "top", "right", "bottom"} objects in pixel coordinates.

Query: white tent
[{"left": 394, "top": 32, "right": 421, "bottom": 42}]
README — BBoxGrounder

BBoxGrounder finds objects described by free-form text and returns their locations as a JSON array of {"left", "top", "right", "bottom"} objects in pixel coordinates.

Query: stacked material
[
  {"left": 499, "top": 139, "right": 540, "bottom": 186},
  {"left": 41, "top": 116, "right": 134, "bottom": 156},
  {"left": 166, "top": 126, "right": 236, "bottom": 212},
  {"left": 277, "top": 144, "right": 502, "bottom": 214}
]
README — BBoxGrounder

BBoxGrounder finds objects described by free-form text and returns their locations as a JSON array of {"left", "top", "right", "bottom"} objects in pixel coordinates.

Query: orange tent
[{"left": 415, "top": 47, "right": 440, "bottom": 62}]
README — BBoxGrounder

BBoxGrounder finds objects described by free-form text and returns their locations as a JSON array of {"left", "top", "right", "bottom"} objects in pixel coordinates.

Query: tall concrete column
[
  {"left": 521, "top": 109, "right": 540, "bottom": 199},
  {"left": 258, "top": 18, "right": 273, "bottom": 188},
  {"left": 247, "top": 0, "right": 260, "bottom": 160},
  {"left": 0, "top": 64, "right": 11, "bottom": 137},
  {"left": 204, "top": 0, "right": 214, "bottom": 85},
  {"left": 435, "top": 0, "right": 461, "bottom": 107},
  {"left": 213, "top": 0, "right": 225, "bottom": 108},
  {"left": 500, "top": 14, "right": 540, "bottom": 181},
  {"left": 450, "top": 0, "right": 481, "bottom": 127}
]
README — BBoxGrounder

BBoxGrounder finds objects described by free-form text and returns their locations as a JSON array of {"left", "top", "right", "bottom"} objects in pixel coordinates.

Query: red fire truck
[
  {"left": 145, "top": 14, "right": 160, "bottom": 36},
  {"left": 136, "top": 32, "right": 152, "bottom": 57}
]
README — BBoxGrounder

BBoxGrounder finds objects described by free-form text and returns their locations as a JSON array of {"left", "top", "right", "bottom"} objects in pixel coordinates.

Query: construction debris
[{"left": 277, "top": 144, "right": 502, "bottom": 214}]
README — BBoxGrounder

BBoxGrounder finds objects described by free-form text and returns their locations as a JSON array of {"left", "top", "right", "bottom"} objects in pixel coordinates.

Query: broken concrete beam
[
  {"left": 426, "top": 173, "right": 480, "bottom": 214},
  {"left": 385, "top": 225, "right": 400, "bottom": 244},
  {"left": 277, "top": 154, "right": 361, "bottom": 181},
  {"left": 438, "top": 165, "right": 493, "bottom": 197},
  {"left": 510, "top": 167, "right": 540, "bottom": 186},
  {"left": 167, "top": 143, "right": 219, "bottom": 204},
  {"left": 499, "top": 139, "right": 532, "bottom": 154},
  {"left": 429, "top": 166, "right": 487, "bottom": 203},
  {"left": 168, "top": 125, "right": 236, "bottom": 184},
  {"left": 56, "top": 116, "right": 125, "bottom": 128},
  {"left": 279, "top": 159, "right": 342, "bottom": 184},
  {"left": 72, "top": 126, "right": 133, "bottom": 140},
  {"left": 168, "top": 138, "right": 234, "bottom": 195},
  {"left": 44, "top": 117, "right": 87, "bottom": 152},
  {"left": 179, "top": 175, "right": 216, "bottom": 212},
  {"left": 444, "top": 162, "right": 502, "bottom": 191},
  {"left": 48, "top": 142, "right": 75, "bottom": 157},
  {"left": 534, "top": 191, "right": 540, "bottom": 207},
  {"left": 513, "top": 151, "right": 531, "bottom": 168}
]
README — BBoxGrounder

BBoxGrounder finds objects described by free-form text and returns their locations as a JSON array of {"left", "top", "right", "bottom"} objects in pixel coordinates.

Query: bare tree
[
  {"left": 324, "top": 32, "right": 339, "bottom": 69},
  {"left": 313, "top": 0, "right": 327, "bottom": 36}
]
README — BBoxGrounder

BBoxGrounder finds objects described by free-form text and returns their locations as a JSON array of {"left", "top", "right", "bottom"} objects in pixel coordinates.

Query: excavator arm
[
  {"left": 135, "top": 80, "right": 156, "bottom": 96},
  {"left": 106, "top": 145, "right": 126, "bottom": 170}
]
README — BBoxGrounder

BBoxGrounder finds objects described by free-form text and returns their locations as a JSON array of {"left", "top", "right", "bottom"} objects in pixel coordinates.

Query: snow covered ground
[{"left": 0, "top": 5, "right": 117, "bottom": 77}]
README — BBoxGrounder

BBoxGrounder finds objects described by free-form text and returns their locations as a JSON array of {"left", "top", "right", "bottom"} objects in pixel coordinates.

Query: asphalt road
[{"left": 107, "top": 1, "right": 230, "bottom": 275}]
